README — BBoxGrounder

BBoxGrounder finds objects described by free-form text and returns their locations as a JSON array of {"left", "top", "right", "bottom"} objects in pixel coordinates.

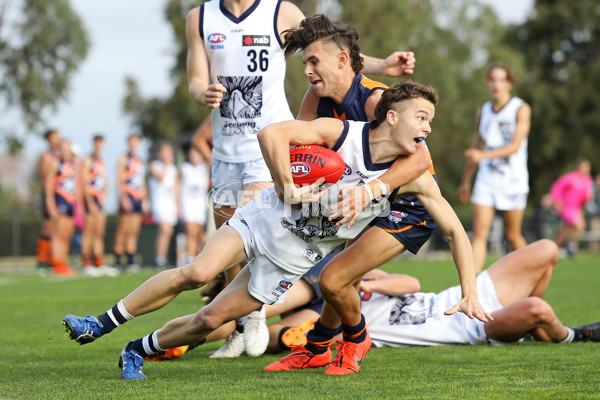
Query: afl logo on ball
[{"left": 291, "top": 162, "right": 310, "bottom": 177}]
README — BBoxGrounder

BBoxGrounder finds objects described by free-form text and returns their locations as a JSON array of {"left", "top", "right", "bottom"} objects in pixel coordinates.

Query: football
[{"left": 289, "top": 145, "right": 345, "bottom": 186}]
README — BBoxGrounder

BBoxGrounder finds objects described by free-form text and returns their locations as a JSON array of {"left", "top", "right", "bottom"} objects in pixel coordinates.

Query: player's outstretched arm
[
  {"left": 361, "top": 51, "right": 416, "bottom": 77},
  {"left": 257, "top": 118, "right": 344, "bottom": 204},
  {"left": 398, "top": 171, "right": 493, "bottom": 323}
]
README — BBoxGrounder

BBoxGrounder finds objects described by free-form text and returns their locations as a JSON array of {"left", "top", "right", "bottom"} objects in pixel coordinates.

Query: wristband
[
  {"left": 362, "top": 183, "right": 374, "bottom": 202},
  {"left": 373, "top": 178, "right": 390, "bottom": 196}
]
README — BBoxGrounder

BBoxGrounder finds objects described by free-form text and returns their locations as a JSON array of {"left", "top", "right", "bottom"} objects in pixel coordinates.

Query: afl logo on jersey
[
  {"left": 344, "top": 164, "right": 352, "bottom": 175},
  {"left": 208, "top": 33, "right": 226, "bottom": 49},
  {"left": 290, "top": 162, "right": 310, "bottom": 177}
]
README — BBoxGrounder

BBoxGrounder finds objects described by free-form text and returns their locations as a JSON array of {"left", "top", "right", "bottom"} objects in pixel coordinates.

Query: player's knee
[
  {"left": 318, "top": 271, "right": 344, "bottom": 299},
  {"left": 525, "top": 297, "right": 554, "bottom": 323},
  {"left": 178, "top": 264, "right": 210, "bottom": 289},
  {"left": 536, "top": 239, "right": 559, "bottom": 264},
  {"left": 189, "top": 306, "right": 224, "bottom": 333}
]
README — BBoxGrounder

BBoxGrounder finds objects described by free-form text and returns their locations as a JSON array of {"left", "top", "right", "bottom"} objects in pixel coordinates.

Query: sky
[{"left": 17, "top": 0, "right": 534, "bottom": 213}]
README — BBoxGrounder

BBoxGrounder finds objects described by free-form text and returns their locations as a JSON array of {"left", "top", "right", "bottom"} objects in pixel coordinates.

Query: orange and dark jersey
[
  {"left": 122, "top": 153, "right": 145, "bottom": 201},
  {"left": 55, "top": 158, "right": 77, "bottom": 204},
  {"left": 87, "top": 156, "right": 106, "bottom": 203},
  {"left": 317, "top": 73, "right": 386, "bottom": 122}
]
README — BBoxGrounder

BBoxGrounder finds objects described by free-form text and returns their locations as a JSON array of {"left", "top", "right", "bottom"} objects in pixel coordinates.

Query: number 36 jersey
[{"left": 200, "top": 0, "right": 293, "bottom": 163}]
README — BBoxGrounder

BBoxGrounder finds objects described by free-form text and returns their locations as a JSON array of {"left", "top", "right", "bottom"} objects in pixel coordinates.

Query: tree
[
  {"left": 0, "top": 0, "right": 89, "bottom": 151},
  {"left": 506, "top": 0, "right": 600, "bottom": 202}
]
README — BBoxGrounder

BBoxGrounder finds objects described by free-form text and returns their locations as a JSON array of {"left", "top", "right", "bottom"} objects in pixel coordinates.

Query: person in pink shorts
[{"left": 550, "top": 158, "right": 593, "bottom": 257}]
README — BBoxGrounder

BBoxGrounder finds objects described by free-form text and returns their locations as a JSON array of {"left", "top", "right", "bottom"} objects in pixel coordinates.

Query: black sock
[
  {"left": 97, "top": 301, "right": 131, "bottom": 335},
  {"left": 235, "top": 319, "right": 244, "bottom": 333},
  {"left": 114, "top": 253, "right": 122, "bottom": 266},
  {"left": 127, "top": 331, "right": 163, "bottom": 358},
  {"left": 187, "top": 338, "right": 206, "bottom": 352},
  {"left": 342, "top": 314, "right": 367, "bottom": 343},
  {"left": 126, "top": 253, "right": 135, "bottom": 265},
  {"left": 305, "top": 319, "right": 341, "bottom": 354}
]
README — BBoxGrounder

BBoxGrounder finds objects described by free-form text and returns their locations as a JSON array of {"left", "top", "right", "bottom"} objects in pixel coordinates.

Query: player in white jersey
[
  {"left": 179, "top": 147, "right": 210, "bottom": 263},
  {"left": 460, "top": 63, "right": 531, "bottom": 273},
  {"left": 62, "top": 82, "right": 490, "bottom": 380},
  {"left": 148, "top": 143, "right": 178, "bottom": 268}
]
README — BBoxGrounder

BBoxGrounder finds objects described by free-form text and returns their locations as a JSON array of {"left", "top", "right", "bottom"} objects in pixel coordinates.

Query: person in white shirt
[
  {"left": 460, "top": 63, "right": 532, "bottom": 273},
  {"left": 148, "top": 143, "right": 178, "bottom": 268},
  {"left": 179, "top": 147, "right": 210, "bottom": 264}
]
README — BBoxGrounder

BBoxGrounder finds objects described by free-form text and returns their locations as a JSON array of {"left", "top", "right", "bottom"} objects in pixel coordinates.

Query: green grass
[{"left": 1, "top": 253, "right": 600, "bottom": 399}]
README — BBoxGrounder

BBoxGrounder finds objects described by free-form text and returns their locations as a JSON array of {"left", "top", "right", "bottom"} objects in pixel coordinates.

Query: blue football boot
[
  {"left": 62, "top": 314, "right": 104, "bottom": 344},
  {"left": 119, "top": 343, "right": 146, "bottom": 380}
]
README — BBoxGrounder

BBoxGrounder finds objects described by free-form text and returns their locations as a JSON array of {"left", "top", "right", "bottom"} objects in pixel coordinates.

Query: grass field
[{"left": 1, "top": 252, "right": 600, "bottom": 400}]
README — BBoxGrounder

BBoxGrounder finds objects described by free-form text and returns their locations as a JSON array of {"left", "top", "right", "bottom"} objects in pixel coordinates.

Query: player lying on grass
[
  {"left": 61, "top": 81, "right": 490, "bottom": 380},
  {"left": 150, "top": 239, "right": 600, "bottom": 360}
]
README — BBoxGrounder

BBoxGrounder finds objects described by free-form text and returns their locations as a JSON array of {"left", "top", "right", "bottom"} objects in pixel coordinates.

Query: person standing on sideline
[
  {"left": 36, "top": 129, "right": 62, "bottom": 275},
  {"left": 459, "top": 62, "right": 531, "bottom": 273},
  {"left": 550, "top": 158, "right": 593, "bottom": 257},
  {"left": 45, "top": 140, "right": 80, "bottom": 276},
  {"left": 179, "top": 146, "right": 210, "bottom": 264},
  {"left": 80, "top": 135, "right": 119, "bottom": 277},
  {"left": 148, "top": 143, "right": 179, "bottom": 268},
  {"left": 113, "top": 134, "right": 147, "bottom": 272}
]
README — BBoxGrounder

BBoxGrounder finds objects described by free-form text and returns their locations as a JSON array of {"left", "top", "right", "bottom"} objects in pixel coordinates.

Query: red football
[{"left": 289, "top": 145, "right": 345, "bottom": 186}]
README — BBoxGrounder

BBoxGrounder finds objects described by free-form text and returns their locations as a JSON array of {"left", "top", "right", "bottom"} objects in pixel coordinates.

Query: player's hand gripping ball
[{"left": 289, "top": 145, "right": 345, "bottom": 186}]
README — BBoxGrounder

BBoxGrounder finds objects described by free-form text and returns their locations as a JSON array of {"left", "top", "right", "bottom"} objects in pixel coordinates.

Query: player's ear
[
  {"left": 386, "top": 109, "right": 398, "bottom": 126},
  {"left": 337, "top": 50, "right": 348, "bottom": 69}
]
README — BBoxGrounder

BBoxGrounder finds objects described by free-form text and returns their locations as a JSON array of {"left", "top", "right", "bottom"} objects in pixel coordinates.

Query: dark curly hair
[
  {"left": 372, "top": 82, "right": 439, "bottom": 128},
  {"left": 282, "top": 14, "right": 364, "bottom": 73}
]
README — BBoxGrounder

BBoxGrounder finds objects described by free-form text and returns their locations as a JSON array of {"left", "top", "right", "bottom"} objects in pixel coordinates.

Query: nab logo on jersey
[
  {"left": 242, "top": 35, "right": 270, "bottom": 46},
  {"left": 291, "top": 162, "right": 311, "bottom": 177},
  {"left": 208, "top": 33, "right": 226, "bottom": 49}
]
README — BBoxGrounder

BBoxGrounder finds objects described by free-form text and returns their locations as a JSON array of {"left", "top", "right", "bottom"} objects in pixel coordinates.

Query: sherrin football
[{"left": 289, "top": 145, "right": 345, "bottom": 186}]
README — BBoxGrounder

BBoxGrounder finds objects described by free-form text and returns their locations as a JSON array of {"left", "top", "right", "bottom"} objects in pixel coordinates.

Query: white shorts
[
  {"left": 152, "top": 203, "right": 177, "bottom": 226},
  {"left": 471, "top": 181, "right": 528, "bottom": 211},
  {"left": 181, "top": 196, "right": 208, "bottom": 225},
  {"left": 211, "top": 158, "right": 272, "bottom": 206},
  {"left": 227, "top": 214, "right": 302, "bottom": 305}
]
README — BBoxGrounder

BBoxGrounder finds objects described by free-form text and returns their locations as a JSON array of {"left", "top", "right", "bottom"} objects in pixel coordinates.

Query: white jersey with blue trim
[
  {"left": 475, "top": 96, "right": 529, "bottom": 194},
  {"left": 201, "top": 0, "right": 293, "bottom": 163},
  {"left": 237, "top": 120, "right": 393, "bottom": 275}
]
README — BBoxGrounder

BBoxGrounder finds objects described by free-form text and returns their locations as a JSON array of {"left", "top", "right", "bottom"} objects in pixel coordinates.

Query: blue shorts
[
  {"left": 119, "top": 193, "right": 143, "bottom": 214},
  {"left": 55, "top": 193, "right": 74, "bottom": 217},
  {"left": 84, "top": 196, "right": 103, "bottom": 213},
  {"left": 371, "top": 204, "right": 437, "bottom": 254},
  {"left": 292, "top": 253, "right": 334, "bottom": 314}
]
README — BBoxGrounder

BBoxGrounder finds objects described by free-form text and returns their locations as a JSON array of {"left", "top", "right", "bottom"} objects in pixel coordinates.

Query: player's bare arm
[
  {"left": 465, "top": 103, "right": 531, "bottom": 163},
  {"left": 276, "top": 1, "right": 305, "bottom": 40},
  {"left": 361, "top": 51, "right": 416, "bottom": 77},
  {"left": 397, "top": 171, "right": 493, "bottom": 323},
  {"left": 191, "top": 117, "right": 213, "bottom": 163},
  {"left": 45, "top": 158, "right": 59, "bottom": 219},
  {"left": 185, "top": 7, "right": 226, "bottom": 108},
  {"left": 359, "top": 273, "right": 421, "bottom": 297},
  {"left": 257, "top": 118, "right": 343, "bottom": 203}
]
